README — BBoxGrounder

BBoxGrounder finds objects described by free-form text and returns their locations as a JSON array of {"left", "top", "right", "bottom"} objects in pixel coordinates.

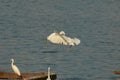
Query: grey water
[{"left": 0, "top": 0, "right": 120, "bottom": 80}]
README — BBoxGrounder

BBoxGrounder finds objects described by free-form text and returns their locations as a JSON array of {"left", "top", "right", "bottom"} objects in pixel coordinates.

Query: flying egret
[
  {"left": 47, "top": 67, "right": 51, "bottom": 80},
  {"left": 11, "top": 58, "right": 21, "bottom": 76},
  {"left": 47, "top": 31, "right": 80, "bottom": 46}
]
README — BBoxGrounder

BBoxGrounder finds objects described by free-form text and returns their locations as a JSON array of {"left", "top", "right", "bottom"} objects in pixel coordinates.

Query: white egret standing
[
  {"left": 11, "top": 58, "right": 21, "bottom": 76},
  {"left": 47, "top": 31, "right": 80, "bottom": 46},
  {"left": 47, "top": 67, "right": 51, "bottom": 80}
]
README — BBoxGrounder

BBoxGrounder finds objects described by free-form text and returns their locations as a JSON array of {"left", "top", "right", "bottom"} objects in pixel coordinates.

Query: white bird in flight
[
  {"left": 47, "top": 31, "right": 80, "bottom": 46},
  {"left": 11, "top": 58, "right": 21, "bottom": 76},
  {"left": 47, "top": 67, "right": 51, "bottom": 80}
]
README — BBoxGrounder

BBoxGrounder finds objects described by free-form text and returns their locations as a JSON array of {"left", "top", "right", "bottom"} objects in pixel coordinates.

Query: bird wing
[
  {"left": 62, "top": 36, "right": 75, "bottom": 46},
  {"left": 12, "top": 65, "right": 21, "bottom": 76},
  {"left": 62, "top": 36, "right": 80, "bottom": 46},
  {"left": 73, "top": 38, "right": 80, "bottom": 45},
  {"left": 47, "top": 32, "right": 80, "bottom": 46},
  {"left": 47, "top": 32, "right": 68, "bottom": 45}
]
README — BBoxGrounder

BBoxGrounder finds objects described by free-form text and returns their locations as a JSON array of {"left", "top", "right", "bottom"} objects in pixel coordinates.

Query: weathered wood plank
[
  {"left": 0, "top": 71, "right": 57, "bottom": 80},
  {"left": 114, "top": 71, "right": 120, "bottom": 75}
]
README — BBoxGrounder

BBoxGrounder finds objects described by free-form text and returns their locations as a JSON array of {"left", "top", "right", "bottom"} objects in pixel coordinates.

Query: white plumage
[
  {"left": 11, "top": 58, "right": 21, "bottom": 76},
  {"left": 47, "top": 31, "right": 80, "bottom": 46},
  {"left": 47, "top": 67, "right": 51, "bottom": 80}
]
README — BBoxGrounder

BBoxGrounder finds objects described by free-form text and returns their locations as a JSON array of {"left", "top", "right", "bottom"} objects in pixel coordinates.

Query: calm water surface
[{"left": 0, "top": 0, "right": 120, "bottom": 80}]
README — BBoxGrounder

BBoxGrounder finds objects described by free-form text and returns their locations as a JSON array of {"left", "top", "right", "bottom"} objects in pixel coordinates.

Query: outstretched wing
[
  {"left": 47, "top": 32, "right": 80, "bottom": 46},
  {"left": 73, "top": 38, "right": 80, "bottom": 45},
  {"left": 62, "top": 36, "right": 75, "bottom": 46},
  {"left": 47, "top": 32, "right": 68, "bottom": 45}
]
